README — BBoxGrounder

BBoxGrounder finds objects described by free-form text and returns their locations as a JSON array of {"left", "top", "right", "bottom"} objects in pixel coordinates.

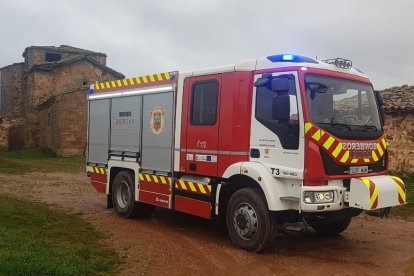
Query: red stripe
[
  {"left": 368, "top": 179, "right": 376, "bottom": 197},
  {"left": 318, "top": 133, "right": 330, "bottom": 145},
  {"left": 372, "top": 196, "right": 378, "bottom": 209},
  {"left": 398, "top": 194, "right": 405, "bottom": 204},
  {"left": 306, "top": 126, "right": 319, "bottom": 139}
]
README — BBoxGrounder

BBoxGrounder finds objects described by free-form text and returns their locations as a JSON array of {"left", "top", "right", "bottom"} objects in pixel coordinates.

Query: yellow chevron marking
[
  {"left": 122, "top": 79, "right": 128, "bottom": 86},
  {"left": 117, "top": 80, "right": 122, "bottom": 86},
  {"left": 100, "top": 168, "right": 105, "bottom": 174},
  {"left": 312, "top": 129, "right": 324, "bottom": 141},
  {"left": 364, "top": 158, "right": 371, "bottom": 163},
  {"left": 179, "top": 180, "right": 187, "bottom": 190},
  {"left": 139, "top": 174, "right": 144, "bottom": 181},
  {"left": 105, "top": 82, "right": 110, "bottom": 89},
  {"left": 323, "top": 136, "right": 335, "bottom": 150},
  {"left": 188, "top": 182, "right": 196, "bottom": 192},
  {"left": 135, "top": 77, "right": 141, "bottom": 84},
  {"left": 396, "top": 184, "right": 406, "bottom": 202},
  {"left": 198, "top": 184, "right": 206, "bottom": 194},
  {"left": 390, "top": 176, "right": 406, "bottom": 202},
  {"left": 351, "top": 158, "right": 359, "bottom": 163},
  {"left": 142, "top": 76, "right": 148, "bottom": 83},
  {"left": 175, "top": 183, "right": 179, "bottom": 189},
  {"left": 376, "top": 143, "right": 384, "bottom": 156},
  {"left": 372, "top": 151, "right": 379, "bottom": 161},
  {"left": 100, "top": 83, "right": 105, "bottom": 89},
  {"left": 152, "top": 175, "right": 159, "bottom": 183},
  {"left": 207, "top": 185, "right": 212, "bottom": 192},
  {"left": 111, "top": 81, "right": 116, "bottom": 88},
  {"left": 156, "top": 73, "right": 163, "bottom": 81},
  {"left": 160, "top": 177, "right": 167, "bottom": 184},
  {"left": 382, "top": 138, "right": 387, "bottom": 149},
  {"left": 145, "top": 174, "right": 151, "bottom": 182},
  {"left": 305, "top": 122, "right": 313, "bottom": 133},
  {"left": 129, "top": 78, "right": 135, "bottom": 85},
  {"left": 149, "top": 75, "right": 155, "bottom": 82},
  {"left": 370, "top": 186, "right": 379, "bottom": 209},
  {"left": 332, "top": 143, "right": 343, "bottom": 158},
  {"left": 164, "top": 72, "right": 170, "bottom": 79},
  {"left": 95, "top": 82, "right": 100, "bottom": 90},
  {"left": 340, "top": 151, "right": 350, "bottom": 163}
]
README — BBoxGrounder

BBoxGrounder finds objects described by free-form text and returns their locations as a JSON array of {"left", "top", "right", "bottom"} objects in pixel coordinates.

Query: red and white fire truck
[{"left": 86, "top": 54, "right": 406, "bottom": 252}]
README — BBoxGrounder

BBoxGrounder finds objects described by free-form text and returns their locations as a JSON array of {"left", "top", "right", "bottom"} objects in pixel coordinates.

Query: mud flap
[{"left": 347, "top": 175, "right": 406, "bottom": 210}]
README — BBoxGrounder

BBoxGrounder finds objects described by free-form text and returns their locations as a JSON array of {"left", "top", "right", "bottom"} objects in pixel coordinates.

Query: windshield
[{"left": 305, "top": 74, "right": 382, "bottom": 139}]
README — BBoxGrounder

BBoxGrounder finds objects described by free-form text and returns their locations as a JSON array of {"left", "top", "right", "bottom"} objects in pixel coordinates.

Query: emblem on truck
[{"left": 149, "top": 107, "right": 165, "bottom": 134}]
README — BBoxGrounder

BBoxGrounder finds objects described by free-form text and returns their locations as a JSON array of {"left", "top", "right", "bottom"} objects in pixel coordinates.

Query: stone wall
[
  {"left": 384, "top": 113, "right": 414, "bottom": 175},
  {"left": 0, "top": 63, "right": 24, "bottom": 117},
  {"left": 39, "top": 88, "right": 88, "bottom": 156}
]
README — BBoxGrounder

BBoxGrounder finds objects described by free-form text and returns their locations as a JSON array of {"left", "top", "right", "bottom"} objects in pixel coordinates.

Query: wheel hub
[
  {"left": 233, "top": 203, "right": 258, "bottom": 240},
  {"left": 115, "top": 180, "right": 130, "bottom": 209}
]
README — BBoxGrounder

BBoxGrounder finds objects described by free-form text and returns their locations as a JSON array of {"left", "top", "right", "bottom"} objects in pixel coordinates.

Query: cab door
[{"left": 181, "top": 74, "right": 221, "bottom": 176}]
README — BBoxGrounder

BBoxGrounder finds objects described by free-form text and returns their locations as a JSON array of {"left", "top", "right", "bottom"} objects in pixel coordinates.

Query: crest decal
[{"left": 149, "top": 107, "right": 165, "bottom": 135}]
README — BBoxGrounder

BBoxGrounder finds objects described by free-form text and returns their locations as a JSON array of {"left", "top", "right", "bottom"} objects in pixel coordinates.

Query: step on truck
[{"left": 86, "top": 54, "right": 406, "bottom": 252}]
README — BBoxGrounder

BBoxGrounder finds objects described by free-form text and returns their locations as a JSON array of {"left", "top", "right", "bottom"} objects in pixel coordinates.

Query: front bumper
[{"left": 300, "top": 175, "right": 406, "bottom": 212}]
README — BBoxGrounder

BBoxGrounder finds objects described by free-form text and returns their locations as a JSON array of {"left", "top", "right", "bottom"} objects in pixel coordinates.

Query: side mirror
[
  {"left": 254, "top": 74, "right": 272, "bottom": 87},
  {"left": 271, "top": 78, "right": 290, "bottom": 94},
  {"left": 375, "top": 90, "right": 385, "bottom": 126},
  {"left": 272, "top": 95, "right": 290, "bottom": 122}
]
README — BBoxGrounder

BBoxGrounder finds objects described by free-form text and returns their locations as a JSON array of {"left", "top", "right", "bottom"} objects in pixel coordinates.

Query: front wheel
[
  {"left": 226, "top": 188, "right": 277, "bottom": 252},
  {"left": 309, "top": 216, "right": 352, "bottom": 236}
]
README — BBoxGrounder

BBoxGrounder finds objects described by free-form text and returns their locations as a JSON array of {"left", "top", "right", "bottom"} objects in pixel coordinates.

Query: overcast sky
[{"left": 0, "top": 0, "right": 413, "bottom": 90}]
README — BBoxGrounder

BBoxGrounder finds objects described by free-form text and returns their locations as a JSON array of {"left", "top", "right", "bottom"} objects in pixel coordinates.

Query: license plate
[{"left": 349, "top": 166, "right": 368, "bottom": 174}]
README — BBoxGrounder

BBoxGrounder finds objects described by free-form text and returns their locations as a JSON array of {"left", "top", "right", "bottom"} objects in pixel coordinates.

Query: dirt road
[{"left": 0, "top": 172, "right": 413, "bottom": 276}]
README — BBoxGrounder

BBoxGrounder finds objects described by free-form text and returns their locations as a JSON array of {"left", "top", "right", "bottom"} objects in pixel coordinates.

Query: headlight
[{"left": 303, "top": 191, "right": 334, "bottom": 204}]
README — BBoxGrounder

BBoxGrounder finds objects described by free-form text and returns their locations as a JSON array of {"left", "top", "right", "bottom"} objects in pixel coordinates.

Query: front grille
[{"left": 320, "top": 150, "right": 386, "bottom": 175}]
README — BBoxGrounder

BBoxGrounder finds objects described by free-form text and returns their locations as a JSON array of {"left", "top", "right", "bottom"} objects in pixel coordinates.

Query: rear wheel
[
  {"left": 112, "top": 171, "right": 155, "bottom": 218},
  {"left": 226, "top": 188, "right": 276, "bottom": 252},
  {"left": 310, "top": 216, "right": 352, "bottom": 236}
]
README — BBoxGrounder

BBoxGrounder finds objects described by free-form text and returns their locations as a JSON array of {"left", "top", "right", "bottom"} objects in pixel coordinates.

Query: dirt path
[{"left": 0, "top": 172, "right": 413, "bottom": 276}]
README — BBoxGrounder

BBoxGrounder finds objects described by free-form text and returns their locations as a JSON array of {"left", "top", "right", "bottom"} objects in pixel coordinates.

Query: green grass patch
[
  {"left": 0, "top": 196, "right": 119, "bottom": 275},
  {"left": 392, "top": 176, "right": 414, "bottom": 218},
  {"left": 0, "top": 149, "right": 84, "bottom": 174}
]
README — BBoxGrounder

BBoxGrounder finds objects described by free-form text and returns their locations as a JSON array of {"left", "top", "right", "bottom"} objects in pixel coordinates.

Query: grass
[
  {"left": 0, "top": 149, "right": 84, "bottom": 174},
  {"left": 392, "top": 176, "right": 414, "bottom": 218},
  {"left": 0, "top": 196, "right": 119, "bottom": 275}
]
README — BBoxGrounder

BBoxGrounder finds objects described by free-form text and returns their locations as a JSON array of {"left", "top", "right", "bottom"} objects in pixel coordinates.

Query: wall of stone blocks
[{"left": 384, "top": 113, "right": 414, "bottom": 175}]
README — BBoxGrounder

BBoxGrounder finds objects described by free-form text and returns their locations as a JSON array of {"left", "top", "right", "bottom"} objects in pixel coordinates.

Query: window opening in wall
[{"left": 45, "top": 52, "right": 62, "bottom": 62}]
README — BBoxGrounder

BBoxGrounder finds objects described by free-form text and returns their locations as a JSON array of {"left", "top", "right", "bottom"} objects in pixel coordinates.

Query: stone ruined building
[
  {"left": 381, "top": 85, "right": 414, "bottom": 175},
  {"left": 0, "top": 45, "right": 124, "bottom": 155}
]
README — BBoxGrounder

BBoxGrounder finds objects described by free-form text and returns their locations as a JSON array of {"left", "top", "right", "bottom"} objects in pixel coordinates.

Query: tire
[
  {"left": 310, "top": 216, "right": 352, "bottom": 236},
  {"left": 112, "top": 171, "right": 155, "bottom": 218},
  {"left": 226, "top": 188, "right": 277, "bottom": 252}
]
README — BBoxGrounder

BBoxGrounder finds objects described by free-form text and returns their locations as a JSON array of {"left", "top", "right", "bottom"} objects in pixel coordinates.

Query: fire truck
[{"left": 86, "top": 54, "right": 406, "bottom": 252}]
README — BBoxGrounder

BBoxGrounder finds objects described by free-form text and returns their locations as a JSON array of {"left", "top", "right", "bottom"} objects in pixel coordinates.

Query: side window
[
  {"left": 190, "top": 80, "right": 219, "bottom": 125},
  {"left": 255, "top": 74, "right": 299, "bottom": 149}
]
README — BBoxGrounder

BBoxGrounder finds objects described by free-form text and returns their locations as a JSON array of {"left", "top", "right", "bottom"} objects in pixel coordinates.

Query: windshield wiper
[
  {"left": 350, "top": 124, "right": 378, "bottom": 131},
  {"left": 316, "top": 122, "right": 352, "bottom": 130}
]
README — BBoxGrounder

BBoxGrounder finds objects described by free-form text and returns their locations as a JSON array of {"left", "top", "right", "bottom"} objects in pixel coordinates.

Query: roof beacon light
[
  {"left": 282, "top": 54, "right": 294, "bottom": 61},
  {"left": 267, "top": 54, "right": 319, "bottom": 64},
  {"left": 323, "top": 58, "right": 352, "bottom": 69}
]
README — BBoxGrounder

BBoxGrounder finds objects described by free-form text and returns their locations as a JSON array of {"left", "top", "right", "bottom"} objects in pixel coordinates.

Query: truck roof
[{"left": 189, "top": 54, "right": 369, "bottom": 79}]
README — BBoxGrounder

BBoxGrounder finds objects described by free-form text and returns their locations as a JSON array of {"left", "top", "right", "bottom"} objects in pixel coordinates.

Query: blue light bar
[
  {"left": 267, "top": 54, "right": 318, "bottom": 64},
  {"left": 87, "top": 89, "right": 94, "bottom": 95},
  {"left": 282, "top": 54, "right": 294, "bottom": 61}
]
